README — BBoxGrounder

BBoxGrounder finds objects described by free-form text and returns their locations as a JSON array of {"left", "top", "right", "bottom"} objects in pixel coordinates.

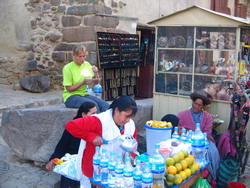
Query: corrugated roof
[{"left": 148, "top": 5, "right": 250, "bottom": 25}]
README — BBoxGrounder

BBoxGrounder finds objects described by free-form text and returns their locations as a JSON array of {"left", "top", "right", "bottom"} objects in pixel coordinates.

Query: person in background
[
  {"left": 65, "top": 96, "right": 138, "bottom": 187},
  {"left": 46, "top": 101, "right": 98, "bottom": 188},
  {"left": 177, "top": 90, "right": 220, "bottom": 182},
  {"left": 161, "top": 114, "right": 179, "bottom": 133},
  {"left": 62, "top": 44, "right": 109, "bottom": 113}
]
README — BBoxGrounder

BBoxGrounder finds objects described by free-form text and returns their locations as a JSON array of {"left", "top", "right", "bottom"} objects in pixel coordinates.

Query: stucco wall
[
  {"left": 104, "top": 0, "right": 211, "bottom": 24},
  {"left": 0, "top": 0, "right": 31, "bottom": 56}
]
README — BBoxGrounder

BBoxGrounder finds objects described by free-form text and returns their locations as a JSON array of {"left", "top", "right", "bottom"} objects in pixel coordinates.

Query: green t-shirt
[{"left": 62, "top": 61, "right": 94, "bottom": 102}]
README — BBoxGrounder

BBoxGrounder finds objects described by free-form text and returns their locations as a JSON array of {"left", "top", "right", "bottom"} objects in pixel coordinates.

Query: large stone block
[
  {"left": 66, "top": 5, "right": 112, "bottom": 16},
  {"left": 83, "top": 15, "right": 119, "bottom": 28},
  {"left": 62, "top": 26, "right": 105, "bottom": 42},
  {"left": 0, "top": 105, "right": 77, "bottom": 162},
  {"left": 0, "top": 101, "right": 152, "bottom": 162},
  {"left": 61, "top": 16, "right": 82, "bottom": 27},
  {"left": 54, "top": 42, "right": 97, "bottom": 52},
  {"left": 20, "top": 75, "right": 50, "bottom": 93}
]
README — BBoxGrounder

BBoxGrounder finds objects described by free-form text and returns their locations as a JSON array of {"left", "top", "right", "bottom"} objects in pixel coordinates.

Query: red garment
[
  {"left": 65, "top": 116, "right": 137, "bottom": 178},
  {"left": 177, "top": 109, "right": 214, "bottom": 142}
]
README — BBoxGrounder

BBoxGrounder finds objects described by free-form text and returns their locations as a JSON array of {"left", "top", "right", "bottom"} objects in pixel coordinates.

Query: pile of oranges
[{"left": 164, "top": 151, "right": 200, "bottom": 186}]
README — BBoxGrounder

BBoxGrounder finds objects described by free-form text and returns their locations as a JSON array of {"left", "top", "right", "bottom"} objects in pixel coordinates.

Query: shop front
[{"left": 148, "top": 6, "right": 250, "bottom": 133}]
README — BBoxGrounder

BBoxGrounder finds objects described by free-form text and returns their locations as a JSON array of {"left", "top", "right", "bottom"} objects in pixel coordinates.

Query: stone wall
[{"left": 0, "top": 0, "right": 125, "bottom": 90}]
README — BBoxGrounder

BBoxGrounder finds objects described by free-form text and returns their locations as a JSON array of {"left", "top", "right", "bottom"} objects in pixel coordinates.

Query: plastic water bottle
[
  {"left": 204, "top": 133, "right": 209, "bottom": 163},
  {"left": 151, "top": 143, "right": 165, "bottom": 188},
  {"left": 123, "top": 156, "right": 134, "bottom": 187},
  {"left": 191, "top": 123, "right": 205, "bottom": 167},
  {"left": 87, "top": 85, "right": 94, "bottom": 96},
  {"left": 133, "top": 158, "right": 143, "bottom": 188},
  {"left": 115, "top": 154, "right": 125, "bottom": 188},
  {"left": 142, "top": 162, "right": 153, "bottom": 188},
  {"left": 94, "top": 83, "right": 102, "bottom": 98},
  {"left": 93, "top": 146, "right": 101, "bottom": 182},
  {"left": 108, "top": 151, "right": 116, "bottom": 187},
  {"left": 186, "top": 130, "right": 193, "bottom": 143},
  {"left": 180, "top": 128, "right": 187, "bottom": 142},
  {"left": 171, "top": 127, "right": 179, "bottom": 139},
  {"left": 100, "top": 148, "right": 109, "bottom": 184}
]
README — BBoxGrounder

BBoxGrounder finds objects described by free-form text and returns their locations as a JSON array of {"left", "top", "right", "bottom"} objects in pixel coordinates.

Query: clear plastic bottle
[
  {"left": 108, "top": 151, "right": 116, "bottom": 187},
  {"left": 133, "top": 158, "right": 143, "bottom": 188},
  {"left": 204, "top": 133, "right": 209, "bottom": 163},
  {"left": 93, "top": 146, "right": 101, "bottom": 182},
  {"left": 93, "top": 83, "right": 102, "bottom": 98},
  {"left": 171, "top": 127, "right": 179, "bottom": 139},
  {"left": 87, "top": 85, "right": 94, "bottom": 96},
  {"left": 186, "top": 130, "right": 193, "bottom": 143},
  {"left": 142, "top": 162, "right": 153, "bottom": 188},
  {"left": 100, "top": 148, "right": 109, "bottom": 184},
  {"left": 151, "top": 144, "right": 165, "bottom": 188},
  {"left": 115, "top": 154, "right": 125, "bottom": 188},
  {"left": 180, "top": 128, "right": 187, "bottom": 142},
  {"left": 123, "top": 156, "right": 134, "bottom": 188},
  {"left": 191, "top": 123, "right": 205, "bottom": 167}
]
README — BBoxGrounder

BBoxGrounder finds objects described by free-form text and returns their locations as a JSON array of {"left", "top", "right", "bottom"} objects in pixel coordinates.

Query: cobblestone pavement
[{"left": 0, "top": 84, "right": 250, "bottom": 187}]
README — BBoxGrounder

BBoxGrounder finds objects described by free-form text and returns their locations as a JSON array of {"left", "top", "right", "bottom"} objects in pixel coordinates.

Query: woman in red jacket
[{"left": 65, "top": 96, "right": 138, "bottom": 187}]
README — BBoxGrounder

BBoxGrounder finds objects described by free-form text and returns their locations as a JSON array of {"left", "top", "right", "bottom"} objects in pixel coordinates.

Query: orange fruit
[
  {"left": 180, "top": 160, "right": 188, "bottom": 170},
  {"left": 166, "top": 181, "right": 174, "bottom": 186},
  {"left": 166, "top": 174, "right": 175, "bottom": 182},
  {"left": 192, "top": 162, "right": 200, "bottom": 171},
  {"left": 187, "top": 155, "right": 195, "bottom": 165},
  {"left": 175, "top": 163, "right": 182, "bottom": 172},
  {"left": 166, "top": 157, "right": 175, "bottom": 167},
  {"left": 168, "top": 165, "right": 177, "bottom": 175},
  {"left": 172, "top": 155, "right": 180, "bottom": 163},
  {"left": 182, "top": 150, "right": 189, "bottom": 158},
  {"left": 184, "top": 157, "right": 192, "bottom": 167},
  {"left": 179, "top": 170, "right": 187, "bottom": 180},
  {"left": 184, "top": 168, "right": 192, "bottom": 178},
  {"left": 177, "top": 152, "right": 185, "bottom": 160},
  {"left": 174, "top": 174, "right": 183, "bottom": 185},
  {"left": 189, "top": 166, "right": 196, "bottom": 175}
]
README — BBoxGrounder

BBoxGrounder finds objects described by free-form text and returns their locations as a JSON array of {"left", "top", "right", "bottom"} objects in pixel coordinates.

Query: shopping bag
[
  {"left": 53, "top": 139, "right": 86, "bottom": 181},
  {"left": 191, "top": 177, "right": 211, "bottom": 188},
  {"left": 53, "top": 154, "right": 82, "bottom": 181}
]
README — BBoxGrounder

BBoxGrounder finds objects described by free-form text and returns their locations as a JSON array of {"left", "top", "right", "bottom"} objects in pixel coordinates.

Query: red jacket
[{"left": 65, "top": 116, "right": 137, "bottom": 178}]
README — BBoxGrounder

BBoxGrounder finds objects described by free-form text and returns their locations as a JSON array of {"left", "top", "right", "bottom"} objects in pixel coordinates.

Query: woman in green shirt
[{"left": 63, "top": 45, "right": 109, "bottom": 112}]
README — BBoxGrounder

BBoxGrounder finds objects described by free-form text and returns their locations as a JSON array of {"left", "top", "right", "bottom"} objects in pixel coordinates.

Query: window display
[{"left": 155, "top": 26, "right": 239, "bottom": 102}]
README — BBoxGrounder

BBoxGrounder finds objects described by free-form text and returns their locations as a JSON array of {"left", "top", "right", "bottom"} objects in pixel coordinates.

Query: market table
[{"left": 89, "top": 162, "right": 208, "bottom": 188}]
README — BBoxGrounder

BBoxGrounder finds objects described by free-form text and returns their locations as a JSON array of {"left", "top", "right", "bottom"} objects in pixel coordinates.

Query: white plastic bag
[{"left": 53, "top": 140, "right": 86, "bottom": 181}]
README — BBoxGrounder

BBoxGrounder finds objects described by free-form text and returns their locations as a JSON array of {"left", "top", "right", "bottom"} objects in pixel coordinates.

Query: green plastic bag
[{"left": 191, "top": 177, "right": 211, "bottom": 188}]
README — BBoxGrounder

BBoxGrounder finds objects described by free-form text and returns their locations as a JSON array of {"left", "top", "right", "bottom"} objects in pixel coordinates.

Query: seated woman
[
  {"left": 177, "top": 90, "right": 220, "bottom": 182},
  {"left": 62, "top": 44, "right": 109, "bottom": 113}
]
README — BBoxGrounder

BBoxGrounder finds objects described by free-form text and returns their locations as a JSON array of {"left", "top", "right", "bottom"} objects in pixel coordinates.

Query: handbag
[{"left": 53, "top": 140, "right": 86, "bottom": 181}]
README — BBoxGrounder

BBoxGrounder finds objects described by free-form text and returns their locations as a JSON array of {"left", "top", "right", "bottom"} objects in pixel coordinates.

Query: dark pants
[{"left": 60, "top": 176, "right": 80, "bottom": 188}]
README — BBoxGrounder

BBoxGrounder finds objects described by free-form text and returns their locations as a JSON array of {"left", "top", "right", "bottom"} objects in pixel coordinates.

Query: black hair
[
  {"left": 73, "top": 101, "right": 96, "bottom": 119},
  {"left": 109, "top": 96, "right": 137, "bottom": 116},
  {"left": 161, "top": 114, "right": 179, "bottom": 127}
]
